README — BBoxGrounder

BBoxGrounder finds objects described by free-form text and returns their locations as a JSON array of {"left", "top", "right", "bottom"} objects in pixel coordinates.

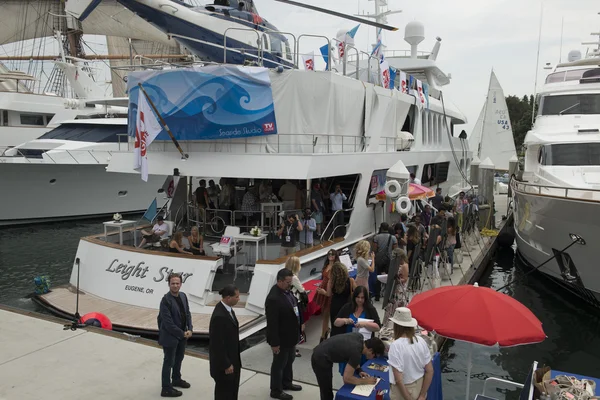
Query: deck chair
[{"left": 210, "top": 226, "right": 242, "bottom": 270}]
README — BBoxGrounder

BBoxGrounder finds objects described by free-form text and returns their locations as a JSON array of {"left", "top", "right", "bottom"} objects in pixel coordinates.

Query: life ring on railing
[
  {"left": 384, "top": 180, "right": 402, "bottom": 199},
  {"left": 396, "top": 196, "right": 412, "bottom": 214}
]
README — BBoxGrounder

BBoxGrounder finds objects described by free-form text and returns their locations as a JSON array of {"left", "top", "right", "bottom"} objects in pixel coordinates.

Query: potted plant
[{"left": 250, "top": 226, "right": 261, "bottom": 237}]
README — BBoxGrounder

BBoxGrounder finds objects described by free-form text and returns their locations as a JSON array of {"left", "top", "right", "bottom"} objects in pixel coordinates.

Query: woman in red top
[{"left": 314, "top": 249, "right": 340, "bottom": 342}]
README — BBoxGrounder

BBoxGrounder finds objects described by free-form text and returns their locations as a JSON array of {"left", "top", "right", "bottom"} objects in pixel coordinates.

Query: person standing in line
[
  {"left": 387, "top": 307, "right": 434, "bottom": 400},
  {"left": 209, "top": 285, "right": 242, "bottom": 400},
  {"left": 431, "top": 187, "right": 444, "bottom": 212},
  {"left": 315, "top": 250, "right": 339, "bottom": 342},
  {"left": 372, "top": 222, "right": 398, "bottom": 301},
  {"left": 158, "top": 273, "right": 193, "bottom": 398},
  {"left": 265, "top": 268, "right": 304, "bottom": 399},
  {"left": 299, "top": 208, "right": 317, "bottom": 249},
  {"left": 311, "top": 333, "right": 384, "bottom": 400},
  {"left": 354, "top": 240, "right": 375, "bottom": 292},
  {"left": 329, "top": 184, "right": 347, "bottom": 238}
]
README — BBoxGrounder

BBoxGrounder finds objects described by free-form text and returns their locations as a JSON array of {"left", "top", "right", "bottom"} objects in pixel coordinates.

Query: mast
[{"left": 355, "top": 0, "right": 401, "bottom": 54}]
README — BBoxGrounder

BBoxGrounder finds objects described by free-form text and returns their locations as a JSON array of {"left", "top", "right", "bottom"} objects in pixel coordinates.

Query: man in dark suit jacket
[
  {"left": 158, "top": 273, "right": 193, "bottom": 398},
  {"left": 265, "top": 268, "right": 303, "bottom": 400},
  {"left": 209, "top": 284, "right": 242, "bottom": 400}
]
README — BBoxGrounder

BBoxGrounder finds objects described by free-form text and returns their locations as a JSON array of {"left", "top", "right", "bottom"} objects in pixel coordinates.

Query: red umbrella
[{"left": 408, "top": 283, "right": 545, "bottom": 399}]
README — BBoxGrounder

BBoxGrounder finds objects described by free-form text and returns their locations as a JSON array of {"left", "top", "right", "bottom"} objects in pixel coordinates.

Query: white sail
[
  {"left": 0, "top": 0, "right": 175, "bottom": 47},
  {"left": 468, "top": 71, "right": 517, "bottom": 171}
]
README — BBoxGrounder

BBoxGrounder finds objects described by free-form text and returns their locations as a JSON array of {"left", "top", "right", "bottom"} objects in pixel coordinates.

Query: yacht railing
[
  {"left": 320, "top": 207, "right": 354, "bottom": 242},
  {"left": 511, "top": 179, "right": 600, "bottom": 203}
]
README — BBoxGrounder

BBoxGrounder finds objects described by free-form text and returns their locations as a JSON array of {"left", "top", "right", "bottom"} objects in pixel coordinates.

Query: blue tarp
[{"left": 127, "top": 65, "right": 278, "bottom": 141}]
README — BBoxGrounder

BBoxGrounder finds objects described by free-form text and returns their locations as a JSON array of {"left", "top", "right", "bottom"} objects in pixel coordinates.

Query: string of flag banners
[{"left": 301, "top": 25, "right": 430, "bottom": 110}]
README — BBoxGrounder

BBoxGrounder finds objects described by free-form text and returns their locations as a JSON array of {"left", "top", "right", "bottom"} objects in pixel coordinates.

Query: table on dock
[{"left": 335, "top": 353, "right": 442, "bottom": 400}]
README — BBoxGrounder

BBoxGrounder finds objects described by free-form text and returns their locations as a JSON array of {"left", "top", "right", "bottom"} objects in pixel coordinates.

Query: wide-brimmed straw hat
[{"left": 389, "top": 307, "right": 418, "bottom": 328}]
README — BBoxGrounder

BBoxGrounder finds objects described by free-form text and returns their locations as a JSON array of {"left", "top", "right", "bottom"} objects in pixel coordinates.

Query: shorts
[{"left": 313, "top": 211, "right": 323, "bottom": 224}]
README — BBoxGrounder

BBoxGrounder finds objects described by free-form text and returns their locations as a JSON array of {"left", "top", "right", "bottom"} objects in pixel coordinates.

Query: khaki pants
[
  {"left": 279, "top": 246, "right": 297, "bottom": 257},
  {"left": 390, "top": 376, "right": 424, "bottom": 400}
]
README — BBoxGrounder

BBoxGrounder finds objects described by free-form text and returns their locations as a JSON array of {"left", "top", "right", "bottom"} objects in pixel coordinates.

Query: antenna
[
  {"left": 355, "top": 0, "right": 402, "bottom": 54},
  {"left": 532, "top": 0, "right": 544, "bottom": 125},
  {"left": 559, "top": 16, "right": 564, "bottom": 63}
]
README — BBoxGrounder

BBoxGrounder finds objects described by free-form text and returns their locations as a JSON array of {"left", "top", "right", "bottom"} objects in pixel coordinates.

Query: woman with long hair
[
  {"left": 383, "top": 249, "right": 410, "bottom": 325},
  {"left": 285, "top": 256, "right": 306, "bottom": 357},
  {"left": 388, "top": 307, "right": 434, "bottom": 400},
  {"left": 333, "top": 285, "right": 381, "bottom": 374},
  {"left": 445, "top": 217, "right": 457, "bottom": 269},
  {"left": 327, "top": 262, "right": 355, "bottom": 338},
  {"left": 394, "top": 223, "right": 407, "bottom": 250},
  {"left": 315, "top": 249, "right": 339, "bottom": 342},
  {"left": 354, "top": 240, "right": 375, "bottom": 291},
  {"left": 187, "top": 226, "right": 205, "bottom": 256},
  {"left": 169, "top": 232, "right": 192, "bottom": 255}
]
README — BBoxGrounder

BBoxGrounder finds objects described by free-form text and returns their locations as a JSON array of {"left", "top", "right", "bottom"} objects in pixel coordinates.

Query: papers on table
[
  {"left": 350, "top": 378, "right": 381, "bottom": 397},
  {"left": 354, "top": 318, "right": 374, "bottom": 340}
]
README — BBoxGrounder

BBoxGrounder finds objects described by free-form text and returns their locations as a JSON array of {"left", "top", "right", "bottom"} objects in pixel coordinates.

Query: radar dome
[
  {"left": 568, "top": 50, "right": 582, "bottom": 62},
  {"left": 404, "top": 21, "right": 425, "bottom": 46}
]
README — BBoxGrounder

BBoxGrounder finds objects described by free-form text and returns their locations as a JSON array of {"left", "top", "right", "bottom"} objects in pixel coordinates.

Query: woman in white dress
[{"left": 387, "top": 307, "right": 434, "bottom": 400}]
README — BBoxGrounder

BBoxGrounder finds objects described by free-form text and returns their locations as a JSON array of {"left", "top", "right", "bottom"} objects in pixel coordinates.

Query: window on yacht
[
  {"left": 268, "top": 34, "right": 283, "bottom": 58},
  {"left": 539, "top": 143, "right": 600, "bottom": 166},
  {"left": 1, "top": 110, "right": 7, "bottom": 126},
  {"left": 540, "top": 93, "right": 600, "bottom": 115},
  {"left": 20, "top": 114, "right": 45, "bottom": 126}
]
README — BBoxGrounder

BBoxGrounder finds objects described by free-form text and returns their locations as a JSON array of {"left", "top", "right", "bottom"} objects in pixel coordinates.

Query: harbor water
[{"left": 1, "top": 218, "right": 600, "bottom": 400}]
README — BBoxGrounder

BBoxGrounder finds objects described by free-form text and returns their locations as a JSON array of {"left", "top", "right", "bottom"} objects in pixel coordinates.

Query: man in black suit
[
  {"left": 158, "top": 273, "right": 193, "bottom": 398},
  {"left": 265, "top": 268, "right": 303, "bottom": 400},
  {"left": 209, "top": 284, "right": 242, "bottom": 400}
]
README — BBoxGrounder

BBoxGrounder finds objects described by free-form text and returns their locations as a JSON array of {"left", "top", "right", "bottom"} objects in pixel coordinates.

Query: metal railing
[
  {"left": 481, "top": 377, "right": 525, "bottom": 398},
  {"left": 320, "top": 207, "right": 354, "bottom": 242},
  {"left": 511, "top": 179, "right": 600, "bottom": 203}
]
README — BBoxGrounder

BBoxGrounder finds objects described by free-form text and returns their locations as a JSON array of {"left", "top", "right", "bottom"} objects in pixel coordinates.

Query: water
[
  {"left": 440, "top": 246, "right": 600, "bottom": 400},
  {"left": 2, "top": 221, "right": 600, "bottom": 399}
]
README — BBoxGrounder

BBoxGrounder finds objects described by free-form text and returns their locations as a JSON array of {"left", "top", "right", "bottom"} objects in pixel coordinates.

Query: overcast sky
[
  {"left": 2, "top": 0, "right": 599, "bottom": 134},
  {"left": 258, "top": 0, "right": 600, "bottom": 133}
]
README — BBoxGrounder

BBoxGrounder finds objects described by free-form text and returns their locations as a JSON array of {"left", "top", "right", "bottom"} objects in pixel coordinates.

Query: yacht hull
[
  {"left": 513, "top": 188, "right": 600, "bottom": 307},
  {"left": 0, "top": 163, "right": 165, "bottom": 226}
]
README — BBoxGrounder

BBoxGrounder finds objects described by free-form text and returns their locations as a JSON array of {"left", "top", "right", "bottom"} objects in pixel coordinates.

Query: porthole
[
  {"left": 158, "top": 188, "right": 165, "bottom": 193},
  {"left": 118, "top": 191, "right": 128, "bottom": 197},
  {"left": 49, "top": 179, "right": 56, "bottom": 184}
]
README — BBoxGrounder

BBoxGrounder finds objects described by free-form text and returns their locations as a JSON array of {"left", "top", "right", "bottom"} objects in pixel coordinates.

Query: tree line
[{"left": 506, "top": 94, "right": 536, "bottom": 154}]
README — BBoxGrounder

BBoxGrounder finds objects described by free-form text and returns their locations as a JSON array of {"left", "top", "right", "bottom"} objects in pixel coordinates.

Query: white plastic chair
[{"left": 210, "top": 226, "right": 242, "bottom": 269}]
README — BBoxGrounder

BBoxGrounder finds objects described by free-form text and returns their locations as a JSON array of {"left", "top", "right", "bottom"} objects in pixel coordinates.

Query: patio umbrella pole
[{"left": 465, "top": 343, "right": 473, "bottom": 400}]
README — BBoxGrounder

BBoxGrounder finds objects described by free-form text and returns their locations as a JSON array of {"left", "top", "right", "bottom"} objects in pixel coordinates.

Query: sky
[
  {"left": 2, "top": 0, "right": 599, "bottom": 135},
  {"left": 256, "top": 0, "right": 600, "bottom": 133}
]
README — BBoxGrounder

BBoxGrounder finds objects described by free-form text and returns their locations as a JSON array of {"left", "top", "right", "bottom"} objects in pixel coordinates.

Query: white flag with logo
[
  {"left": 380, "top": 57, "right": 390, "bottom": 89},
  {"left": 135, "top": 90, "right": 163, "bottom": 182},
  {"left": 302, "top": 52, "right": 315, "bottom": 71},
  {"left": 400, "top": 71, "right": 408, "bottom": 94},
  {"left": 416, "top": 79, "right": 426, "bottom": 108}
]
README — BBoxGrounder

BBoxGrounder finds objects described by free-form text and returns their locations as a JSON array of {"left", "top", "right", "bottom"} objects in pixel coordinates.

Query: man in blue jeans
[{"left": 158, "top": 273, "right": 193, "bottom": 397}]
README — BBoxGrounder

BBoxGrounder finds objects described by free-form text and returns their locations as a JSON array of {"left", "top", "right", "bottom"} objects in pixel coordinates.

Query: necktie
[{"left": 230, "top": 309, "right": 238, "bottom": 325}]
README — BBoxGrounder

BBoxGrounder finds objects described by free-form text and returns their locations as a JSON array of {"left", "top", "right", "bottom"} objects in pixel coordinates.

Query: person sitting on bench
[{"left": 138, "top": 215, "right": 169, "bottom": 248}]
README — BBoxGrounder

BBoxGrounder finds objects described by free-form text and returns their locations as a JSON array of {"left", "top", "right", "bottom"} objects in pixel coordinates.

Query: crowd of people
[{"left": 154, "top": 187, "right": 478, "bottom": 399}]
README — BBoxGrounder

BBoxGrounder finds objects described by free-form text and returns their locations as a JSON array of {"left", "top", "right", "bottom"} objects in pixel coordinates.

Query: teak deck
[{"left": 36, "top": 286, "right": 260, "bottom": 337}]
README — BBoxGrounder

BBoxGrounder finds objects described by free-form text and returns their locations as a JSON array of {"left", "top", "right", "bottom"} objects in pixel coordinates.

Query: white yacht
[
  {"left": 0, "top": 60, "right": 109, "bottom": 151},
  {"left": 34, "top": 17, "right": 473, "bottom": 338},
  {"left": 513, "top": 36, "right": 600, "bottom": 307}
]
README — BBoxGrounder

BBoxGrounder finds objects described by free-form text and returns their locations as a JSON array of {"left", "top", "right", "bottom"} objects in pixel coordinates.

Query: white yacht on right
[{"left": 512, "top": 36, "right": 600, "bottom": 307}]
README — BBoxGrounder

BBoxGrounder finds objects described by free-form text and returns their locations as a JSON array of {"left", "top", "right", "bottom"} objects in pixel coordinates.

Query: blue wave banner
[{"left": 127, "top": 65, "right": 278, "bottom": 140}]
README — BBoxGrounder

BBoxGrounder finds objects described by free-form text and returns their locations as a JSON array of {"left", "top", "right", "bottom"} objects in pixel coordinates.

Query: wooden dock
[{"left": 35, "top": 286, "right": 262, "bottom": 337}]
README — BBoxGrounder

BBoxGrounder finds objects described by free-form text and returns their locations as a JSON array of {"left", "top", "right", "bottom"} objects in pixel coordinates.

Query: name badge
[
  {"left": 293, "top": 306, "right": 299, "bottom": 317},
  {"left": 285, "top": 236, "right": 291, "bottom": 242}
]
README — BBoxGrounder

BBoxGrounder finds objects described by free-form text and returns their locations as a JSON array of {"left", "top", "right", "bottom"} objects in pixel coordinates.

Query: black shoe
[
  {"left": 270, "top": 391, "right": 293, "bottom": 400},
  {"left": 283, "top": 384, "right": 302, "bottom": 391},
  {"left": 172, "top": 379, "right": 191, "bottom": 389},
  {"left": 161, "top": 388, "right": 182, "bottom": 397}
]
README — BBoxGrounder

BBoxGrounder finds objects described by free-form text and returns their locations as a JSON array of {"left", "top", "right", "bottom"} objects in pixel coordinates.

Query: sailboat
[{"left": 468, "top": 70, "right": 517, "bottom": 171}]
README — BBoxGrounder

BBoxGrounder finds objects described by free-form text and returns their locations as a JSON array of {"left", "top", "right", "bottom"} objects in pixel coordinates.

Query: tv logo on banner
[{"left": 263, "top": 122, "right": 275, "bottom": 133}]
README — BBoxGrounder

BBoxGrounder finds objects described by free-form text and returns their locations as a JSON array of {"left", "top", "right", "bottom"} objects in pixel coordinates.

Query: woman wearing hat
[{"left": 388, "top": 307, "right": 434, "bottom": 400}]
